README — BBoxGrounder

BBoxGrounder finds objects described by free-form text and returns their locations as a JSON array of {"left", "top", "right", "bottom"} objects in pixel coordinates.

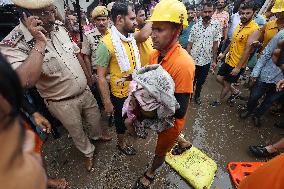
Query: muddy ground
[{"left": 43, "top": 73, "right": 283, "bottom": 189}]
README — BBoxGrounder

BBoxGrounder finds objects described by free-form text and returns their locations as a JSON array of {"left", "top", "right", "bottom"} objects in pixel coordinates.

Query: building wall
[{"left": 54, "top": 0, "right": 95, "bottom": 18}]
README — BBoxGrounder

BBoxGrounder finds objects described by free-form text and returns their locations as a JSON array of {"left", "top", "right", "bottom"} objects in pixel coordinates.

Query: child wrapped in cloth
[{"left": 122, "top": 64, "right": 180, "bottom": 138}]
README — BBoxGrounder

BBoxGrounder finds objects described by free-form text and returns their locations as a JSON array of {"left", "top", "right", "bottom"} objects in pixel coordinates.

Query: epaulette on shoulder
[
  {"left": 85, "top": 28, "right": 96, "bottom": 35},
  {"left": 55, "top": 24, "right": 76, "bottom": 43},
  {"left": 55, "top": 20, "right": 64, "bottom": 26},
  {"left": 54, "top": 23, "right": 70, "bottom": 35},
  {"left": 54, "top": 19, "right": 69, "bottom": 33},
  {"left": 0, "top": 28, "right": 23, "bottom": 48}
]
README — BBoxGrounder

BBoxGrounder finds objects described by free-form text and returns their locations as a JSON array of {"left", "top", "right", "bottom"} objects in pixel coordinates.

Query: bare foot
[
  {"left": 176, "top": 135, "right": 192, "bottom": 148},
  {"left": 178, "top": 141, "right": 192, "bottom": 149},
  {"left": 139, "top": 176, "right": 151, "bottom": 187},
  {"left": 47, "top": 178, "right": 68, "bottom": 189},
  {"left": 265, "top": 145, "right": 278, "bottom": 153}
]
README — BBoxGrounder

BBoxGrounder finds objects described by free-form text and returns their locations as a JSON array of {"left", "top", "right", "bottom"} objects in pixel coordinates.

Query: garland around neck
[{"left": 110, "top": 25, "right": 141, "bottom": 73}]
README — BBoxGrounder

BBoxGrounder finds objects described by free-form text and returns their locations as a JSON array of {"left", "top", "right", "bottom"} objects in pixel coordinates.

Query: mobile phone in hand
[
  {"left": 18, "top": 8, "right": 33, "bottom": 20},
  {"left": 18, "top": 8, "right": 43, "bottom": 27}
]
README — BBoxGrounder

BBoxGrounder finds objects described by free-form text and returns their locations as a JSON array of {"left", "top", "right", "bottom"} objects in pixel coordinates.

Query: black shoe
[
  {"left": 249, "top": 145, "right": 278, "bottom": 158},
  {"left": 270, "top": 107, "right": 284, "bottom": 115},
  {"left": 117, "top": 145, "right": 137, "bottom": 156},
  {"left": 240, "top": 111, "right": 250, "bottom": 119},
  {"left": 252, "top": 116, "right": 261, "bottom": 127},
  {"left": 210, "top": 101, "right": 221, "bottom": 107},
  {"left": 194, "top": 98, "right": 201, "bottom": 105}
]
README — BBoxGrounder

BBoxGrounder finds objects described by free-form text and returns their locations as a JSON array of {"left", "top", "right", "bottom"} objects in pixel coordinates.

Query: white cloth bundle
[{"left": 110, "top": 25, "right": 141, "bottom": 72}]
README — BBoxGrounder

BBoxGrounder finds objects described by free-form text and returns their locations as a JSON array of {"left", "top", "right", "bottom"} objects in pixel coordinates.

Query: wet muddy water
[{"left": 43, "top": 74, "right": 283, "bottom": 189}]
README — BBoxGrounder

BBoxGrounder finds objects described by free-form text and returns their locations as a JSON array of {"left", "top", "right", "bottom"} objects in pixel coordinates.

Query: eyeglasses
[
  {"left": 40, "top": 11, "right": 55, "bottom": 17},
  {"left": 38, "top": 7, "right": 57, "bottom": 17}
]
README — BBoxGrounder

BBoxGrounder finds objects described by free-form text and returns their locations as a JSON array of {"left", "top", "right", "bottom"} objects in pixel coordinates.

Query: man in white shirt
[{"left": 187, "top": 2, "right": 222, "bottom": 104}]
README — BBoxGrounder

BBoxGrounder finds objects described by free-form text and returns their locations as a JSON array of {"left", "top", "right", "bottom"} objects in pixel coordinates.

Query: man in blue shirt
[
  {"left": 240, "top": 30, "right": 284, "bottom": 127},
  {"left": 179, "top": 4, "right": 196, "bottom": 49}
]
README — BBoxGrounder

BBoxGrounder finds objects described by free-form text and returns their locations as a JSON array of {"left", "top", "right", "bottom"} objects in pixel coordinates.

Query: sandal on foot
[
  {"left": 133, "top": 172, "right": 155, "bottom": 189},
  {"left": 171, "top": 144, "right": 192, "bottom": 155},
  {"left": 249, "top": 145, "right": 278, "bottom": 158},
  {"left": 227, "top": 91, "right": 242, "bottom": 103},
  {"left": 117, "top": 145, "right": 137, "bottom": 156}
]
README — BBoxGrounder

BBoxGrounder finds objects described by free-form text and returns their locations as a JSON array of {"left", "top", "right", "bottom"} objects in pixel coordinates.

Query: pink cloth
[
  {"left": 122, "top": 65, "right": 179, "bottom": 133},
  {"left": 122, "top": 81, "right": 138, "bottom": 122},
  {"left": 212, "top": 10, "right": 229, "bottom": 32},
  {"left": 122, "top": 81, "right": 159, "bottom": 121},
  {"left": 83, "top": 23, "right": 95, "bottom": 33}
]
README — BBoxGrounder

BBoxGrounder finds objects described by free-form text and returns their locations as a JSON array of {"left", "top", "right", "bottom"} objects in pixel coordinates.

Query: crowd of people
[{"left": 0, "top": 0, "right": 284, "bottom": 188}]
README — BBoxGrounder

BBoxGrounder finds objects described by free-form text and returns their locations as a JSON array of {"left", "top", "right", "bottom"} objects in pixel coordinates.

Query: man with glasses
[{"left": 0, "top": 0, "right": 111, "bottom": 172}]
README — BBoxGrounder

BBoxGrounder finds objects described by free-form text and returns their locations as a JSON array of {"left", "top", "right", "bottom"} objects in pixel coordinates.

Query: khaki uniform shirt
[
  {"left": 81, "top": 28, "right": 108, "bottom": 69},
  {"left": 0, "top": 21, "right": 87, "bottom": 101}
]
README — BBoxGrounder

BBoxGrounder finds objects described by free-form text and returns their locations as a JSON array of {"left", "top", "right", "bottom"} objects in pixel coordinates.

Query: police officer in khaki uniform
[
  {"left": 0, "top": 0, "right": 111, "bottom": 171},
  {"left": 81, "top": 6, "right": 110, "bottom": 112},
  {"left": 81, "top": 6, "right": 109, "bottom": 73}
]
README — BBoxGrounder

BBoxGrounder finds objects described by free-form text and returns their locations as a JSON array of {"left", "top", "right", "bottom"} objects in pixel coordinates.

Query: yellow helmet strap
[{"left": 164, "top": 24, "right": 182, "bottom": 51}]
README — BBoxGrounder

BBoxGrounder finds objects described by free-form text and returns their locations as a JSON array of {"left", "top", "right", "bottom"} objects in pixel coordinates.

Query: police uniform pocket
[
  {"left": 93, "top": 35, "right": 101, "bottom": 47},
  {"left": 42, "top": 53, "right": 62, "bottom": 75}
]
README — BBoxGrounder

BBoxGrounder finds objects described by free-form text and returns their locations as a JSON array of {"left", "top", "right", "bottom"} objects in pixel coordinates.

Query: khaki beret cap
[
  {"left": 91, "top": 6, "right": 108, "bottom": 19},
  {"left": 12, "top": 0, "right": 54, "bottom": 9}
]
